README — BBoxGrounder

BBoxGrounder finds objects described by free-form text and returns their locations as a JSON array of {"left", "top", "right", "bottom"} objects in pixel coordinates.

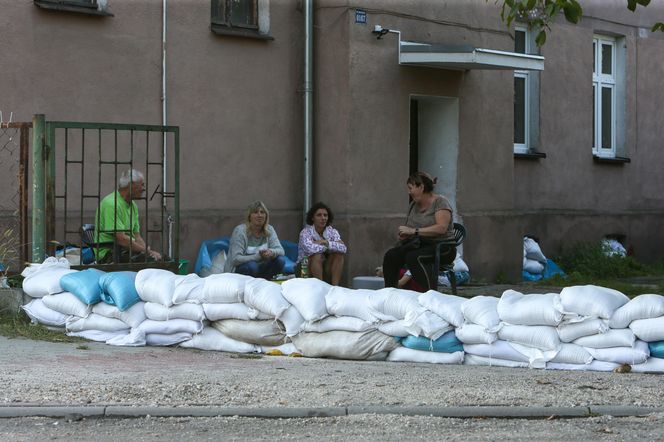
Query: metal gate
[{"left": 32, "top": 115, "right": 180, "bottom": 271}]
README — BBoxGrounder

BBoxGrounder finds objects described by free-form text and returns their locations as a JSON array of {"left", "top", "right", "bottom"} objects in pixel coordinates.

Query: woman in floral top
[{"left": 297, "top": 202, "right": 347, "bottom": 285}]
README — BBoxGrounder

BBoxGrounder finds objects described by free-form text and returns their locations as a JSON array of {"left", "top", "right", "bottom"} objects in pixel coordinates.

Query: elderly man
[{"left": 94, "top": 169, "right": 162, "bottom": 263}]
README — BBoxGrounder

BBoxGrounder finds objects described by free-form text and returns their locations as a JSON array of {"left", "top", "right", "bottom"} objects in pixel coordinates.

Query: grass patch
[{"left": 0, "top": 310, "right": 85, "bottom": 343}]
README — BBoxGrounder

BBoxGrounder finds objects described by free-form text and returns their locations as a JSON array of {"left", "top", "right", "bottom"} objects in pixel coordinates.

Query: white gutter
[
  {"left": 303, "top": 0, "right": 313, "bottom": 221},
  {"left": 162, "top": 0, "right": 173, "bottom": 257}
]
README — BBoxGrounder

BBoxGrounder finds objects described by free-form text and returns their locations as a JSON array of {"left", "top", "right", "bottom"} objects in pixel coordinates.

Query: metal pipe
[
  {"left": 161, "top": 0, "right": 168, "bottom": 205},
  {"left": 31, "top": 114, "right": 46, "bottom": 262},
  {"left": 303, "top": 0, "right": 313, "bottom": 222}
]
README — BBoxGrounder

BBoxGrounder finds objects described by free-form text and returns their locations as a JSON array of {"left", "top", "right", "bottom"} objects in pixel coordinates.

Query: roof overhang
[{"left": 399, "top": 41, "right": 545, "bottom": 71}]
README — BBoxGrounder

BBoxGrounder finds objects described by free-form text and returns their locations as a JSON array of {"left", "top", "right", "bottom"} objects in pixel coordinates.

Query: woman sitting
[
  {"left": 382, "top": 171, "right": 455, "bottom": 291},
  {"left": 297, "top": 202, "right": 347, "bottom": 285},
  {"left": 224, "top": 200, "right": 286, "bottom": 279}
]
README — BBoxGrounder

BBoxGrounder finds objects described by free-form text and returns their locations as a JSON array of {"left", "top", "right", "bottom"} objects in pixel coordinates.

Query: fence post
[{"left": 31, "top": 114, "right": 45, "bottom": 262}]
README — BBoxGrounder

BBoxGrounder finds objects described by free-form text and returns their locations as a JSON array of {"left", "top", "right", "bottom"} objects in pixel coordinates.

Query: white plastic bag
[
  {"left": 66, "top": 313, "right": 130, "bottom": 332},
  {"left": 557, "top": 318, "right": 609, "bottom": 343},
  {"left": 498, "top": 324, "right": 560, "bottom": 351},
  {"left": 21, "top": 257, "right": 77, "bottom": 298},
  {"left": 454, "top": 323, "right": 498, "bottom": 345},
  {"left": 212, "top": 319, "right": 285, "bottom": 346},
  {"left": 523, "top": 237, "right": 546, "bottom": 263},
  {"left": 303, "top": 315, "right": 374, "bottom": 333},
  {"left": 201, "top": 273, "right": 251, "bottom": 304},
  {"left": 629, "top": 316, "right": 664, "bottom": 342},
  {"left": 463, "top": 354, "right": 529, "bottom": 368},
  {"left": 146, "top": 332, "right": 192, "bottom": 346},
  {"left": 135, "top": 269, "right": 178, "bottom": 306},
  {"left": 291, "top": 330, "right": 398, "bottom": 360},
  {"left": 586, "top": 340, "right": 649, "bottom": 364},
  {"left": 546, "top": 360, "right": 619, "bottom": 372},
  {"left": 549, "top": 343, "right": 593, "bottom": 365},
  {"left": 67, "top": 329, "right": 128, "bottom": 342},
  {"left": 463, "top": 340, "right": 530, "bottom": 363},
  {"left": 368, "top": 288, "right": 424, "bottom": 322},
  {"left": 279, "top": 305, "right": 306, "bottom": 337},
  {"left": 171, "top": 274, "right": 206, "bottom": 304},
  {"left": 202, "top": 302, "right": 268, "bottom": 321},
  {"left": 573, "top": 328, "right": 635, "bottom": 348},
  {"left": 523, "top": 258, "right": 545, "bottom": 274},
  {"left": 137, "top": 318, "right": 204, "bottom": 335}
]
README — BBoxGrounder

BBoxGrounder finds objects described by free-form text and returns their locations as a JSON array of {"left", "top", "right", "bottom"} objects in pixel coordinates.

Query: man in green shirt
[{"left": 95, "top": 169, "right": 162, "bottom": 263}]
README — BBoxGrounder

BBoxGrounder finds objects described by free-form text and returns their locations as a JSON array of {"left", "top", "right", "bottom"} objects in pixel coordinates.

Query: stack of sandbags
[
  {"left": 438, "top": 252, "right": 471, "bottom": 287},
  {"left": 523, "top": 237, "right": 547, "bottom": 280}
]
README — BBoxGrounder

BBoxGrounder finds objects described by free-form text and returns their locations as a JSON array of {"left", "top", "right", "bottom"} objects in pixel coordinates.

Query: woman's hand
[
  {"left": 398, "top": 225, "right": 417, "bottom": 239},
  {"left": 314, "top": 239, "right": 329, "bottom": 247},
  {"left": 259, "top": 249, "right": 274, "bottom": 260}
]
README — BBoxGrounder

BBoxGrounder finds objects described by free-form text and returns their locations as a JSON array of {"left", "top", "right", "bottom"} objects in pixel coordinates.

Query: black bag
[{"left": 396, "top": 235, "right": 421, "bottom": 251}]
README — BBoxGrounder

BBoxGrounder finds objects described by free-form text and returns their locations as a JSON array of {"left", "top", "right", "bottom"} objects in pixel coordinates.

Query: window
[
  {"left": 34, "top": 0, "right": 112, "bottom": 16},
  {"left": 513, "top": 27, "right": 540, "bottom": 154},
  {"left": 592, "top": 36, "right": 617, "bottom": 157},
  {"left": 211, "top": 0, "right": 272, "bottom": 40}
]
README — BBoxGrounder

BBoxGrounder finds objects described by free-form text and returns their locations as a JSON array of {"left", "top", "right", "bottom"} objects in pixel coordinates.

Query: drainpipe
[
  {"left": 303, "top": 0, "right": 313, "bottom": 222},
  {"left": 162, "top": 0, "right": 173, "bottom": 258}
]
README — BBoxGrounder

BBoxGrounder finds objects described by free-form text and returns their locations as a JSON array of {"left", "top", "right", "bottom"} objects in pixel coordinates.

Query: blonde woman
[{"left": 224, "top": 201, "right": 286, "bottom": 279}]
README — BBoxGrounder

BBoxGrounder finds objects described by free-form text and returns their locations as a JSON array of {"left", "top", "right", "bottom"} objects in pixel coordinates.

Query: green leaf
[
  {"left": 562, "top": 0, "right": 582, "bottom": 23},
  {"left": 535, "top": 29, "right": 547, "bottom": 46},
  {"left": 526, "top": 0, "right": 536, "bottom": 9},
  {"left": 627, "top": 0, "right": 638, "bottom": 11},
  {"left": 637, "top": 0, "right": 651, "bottom": 7},
  {"left": 652, "top": 22, "right": 664, "bottom": 32}
]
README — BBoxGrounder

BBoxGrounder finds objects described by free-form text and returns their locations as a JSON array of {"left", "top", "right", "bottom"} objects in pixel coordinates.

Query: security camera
[{"left": 372, "top": 24, "right": 390, "bottom": 39}]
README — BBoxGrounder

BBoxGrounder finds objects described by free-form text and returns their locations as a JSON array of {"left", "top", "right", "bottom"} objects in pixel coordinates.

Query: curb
[{"left": 1, "top": 405, "right": 663, "bottom": 419}]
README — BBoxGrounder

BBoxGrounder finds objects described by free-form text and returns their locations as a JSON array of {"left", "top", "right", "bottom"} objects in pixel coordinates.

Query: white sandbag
[
  {"left": 260, "top": 342, "right": 299, "bottom": 355},
  {"left": 67, "top": 329, "right": 129, "bottom": 342},
  {"left": 146, "top": 332, "right": 192, "bottom": 346},
  {"left": 21, "top": 257, "right": 77, "bottom": 298},
  {"left": 549, "top": 343, "right": 593, "bottom": 365},
  {"left": 202, "top": 303, "right": 269, "bottom": 321},
  {"left": 291, "top": 330, "right": 398, "bottom": 360},
  {"left": 463, "top": 354, "right": 529, "bottom": 368},
  {"left": 378, "top": 320, "right": 419, "bottom": 338},
  {"left": 92, "top": 301, "right": 146, "bottom": 329},
  {"left": 303, "top": 316, "right": 374, "bottom": 333},
  {"left": 21, "top": 299, "right": 69, "bottom": 327},
  {"left": 135, "top": 269, "right": 178, "bottom": 306},
  {"left": 463, "top": 340, "right": 530, "bottom": 363},
  {"left": 454, "top": 323, "right": 498, "bottom": 345},
  {"left": 524, "top": 237, "right": 546, "bottom": 262},
  {"left": 586, "top": 340, "right": 650, "bottom": 365},
  {"left": 325, "top": 287, "right": 378, "bottom": 322},
  {"left": 417, "top": 291, "right": 465, "bottom": 327},
  {"left": 171, "top": 273, "right": 206, "bottom": 304},
  {"left": 144, "top": 302, "right": 206, "bottom": 322},
  {"left": 279, "top": 305, "right": 306, "bottom": 337},
  {"left": 546, "top": 360, "right": 620, "bottom": 372},
  {"left": 368, "top": 288, "right": 424, "bottom": 322},
  {"left": 555, "top": 285, "right": 629, "bottom": 319},
  {"left": 629, "top": 316, "right": 664, "bottom": 342},
  {"left": 557, "top": 318, "right": 609, "bottom": 343},
  {"left": 506, "top": 342, "right": 558, "bottom": 369},
  {"left": 180, "top": 326, "right": 258, "bottom": 353},
  {"left": 201, "top": 273, "right": 251, "bottom": 303},
  {"left": 498, "top": 324, "right": 560, "bottom": 351},
  {"left": 602, "top": 238, "right": 627, "bottom": 257},
  {"left": 106, "top": 329, "right": 146, "bottom": 346},
  {"left": 631, "top": 357, "right": 664, "bottom": 373},
  {"left": 42, "top": 292, "right": 92, "bottom": 318},
  {"left": 212, "top": 319, "right": 285, "bottom": 346},
  {"left": 610, "top": 295, "right": 664, "bottom": 329},
  {"left": 66, "top": 313, "right": 130, "bottom": 332},
  {"left": 498, "top": 290, "right": 562, "bottom": 326},
  {"left": 461, "top": 296, "right": 500, "bottom": 330},
  {"left": 137, "top": 318, "right": 204, "bottom": 335},
  {"left": 409, "top": 311, "right": 453, "bottom": 340},
  {"left": 573, "top": 328, "right": 635, "bottom": 348},
  {"left": 244, "top": 278, "right": 291, "bottom": 317},
  {"left": 281, "top": 278, "right": 331, "bottom": 322},
  {"left": 523, "top": 258, "right": 544, "bottom": 274},
  {"left": 453, "top": 253, "right": 470, "bottom": 273},
  {"left": 386, "top": 347, "right": 464, "bottom": 364}
]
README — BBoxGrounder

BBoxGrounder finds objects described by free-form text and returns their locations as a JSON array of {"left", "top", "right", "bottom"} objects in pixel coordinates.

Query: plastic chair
[
  {"left": 432, "top": 223, "right": 467, "bottom": 295},
  {"left": 81, "top": 224, "right": 117, "bottom": 263}
]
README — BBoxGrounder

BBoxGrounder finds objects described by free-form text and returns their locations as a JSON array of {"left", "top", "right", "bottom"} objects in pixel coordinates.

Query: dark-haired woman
[
  {"left": 382, "top": 171, "right": 455, "bottom": 291},
  {"left": 297, "top": 202, "right": 347, "bottom": 285}
]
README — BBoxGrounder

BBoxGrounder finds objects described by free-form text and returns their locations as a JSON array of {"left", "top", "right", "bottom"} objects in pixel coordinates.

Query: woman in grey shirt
[
  {"left": 382, "top": 171, "right": 455, "bottom": 291},
  {"left": 224, "top": 200, "right": 286, "bottom": 279}
]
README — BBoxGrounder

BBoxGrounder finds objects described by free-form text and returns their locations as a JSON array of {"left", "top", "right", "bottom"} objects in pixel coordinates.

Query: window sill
[
  {"left": 514, "top": 150, "right": 547, "bottom": 160},
  {"left": 211, "top": 24, "right": 274, "bottom": 41},
  {"left": 34, "top": 0, "right": 113, "bottom": 16},
  {"left": 593, "top": 155, "right": 631, "bottom": 164}
]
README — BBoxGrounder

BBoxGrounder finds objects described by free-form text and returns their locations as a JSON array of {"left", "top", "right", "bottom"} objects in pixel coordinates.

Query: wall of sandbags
[{"left": 18, "top": 257, "right": 664, "bottom": 372}]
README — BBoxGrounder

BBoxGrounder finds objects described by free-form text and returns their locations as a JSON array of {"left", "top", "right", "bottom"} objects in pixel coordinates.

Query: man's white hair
[{"left": 118, "top": 169, "right": 144, "bottom": 189}]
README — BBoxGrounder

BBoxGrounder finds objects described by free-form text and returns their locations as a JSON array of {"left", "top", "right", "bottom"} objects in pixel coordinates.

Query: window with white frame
[
  {"left": 593, "top": 36, "right": 617, "bottom": 157},
  {"left": 513, "top": 27, "right": 539, "bottom": 154}
]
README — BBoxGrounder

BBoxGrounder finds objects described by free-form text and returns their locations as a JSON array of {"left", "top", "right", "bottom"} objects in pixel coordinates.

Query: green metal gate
[{"left": 31, "top": 114, "right": 180, "bottom": 271}]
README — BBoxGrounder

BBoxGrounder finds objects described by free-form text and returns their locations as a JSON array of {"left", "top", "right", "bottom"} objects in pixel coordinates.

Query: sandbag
[
  {"left": 279, "top": 305, "right": 306, "bottom": 337},
  {"left": 202, "top": 302, "right": 268, "bottom": 321},
  {"left": 408, "top": 311, "right": 452, "bottom": 340},
  {"left": 281, "top": 278, "right": 331, "bottom": 322},
  {"left": 455, "top": 323, "right": 498, "bottom": 345},
  {"left": 461, "top": 296, "right": 500, "bottom": 330},
  {"left": 631, "top": 357, "right": 664, "bottom": 373},
  {"left": 585, "top": 340, "right": 649, "bottom": 364},
  {"left": 99, "top": 271, "right": 140, "bottom": 311},
  {"left": 260, "top": 342, "right": 300, "bottom": 355},
  {"left": 386, "top": 347, "right": 464, "bottom": 364},
  {"left": 42, "top": 292, "right": 92, "bottom": 318},
  {"left": 368, "top": 288, "right": 424, "bottom": 322},
  {"left": 378, "top": 320, "right": 418, "bottom": 338},
  {"left": 244, "top": 278, "right": 291, "bottom": 318},
  {"left": 137, "top": 318, "right": 204, "bottom": 336},
  {"left": 498, "top": 324, "right": 560, "bottom": 351},
  {"left": 212, "top": 319, "right": 285, "bottom": 346},
  {"left": 629, "top": 316, "right": 664, "bottom": 342},
  {"left": 146, "top": 332, "right": 192, "bottom": 346},
  {"left": 557, "top": 318, "right": 609, "bottom": 343},
  {"left": 171, "top": 274, "right": 206, "bottom": 304},
  {"left": 325, "top": 287, "right": 378, "bottom": 322},
  {"left": 610, "top": 295, "right": 664, "bottom": 329},
  {"left": 573, "top": 328, "right": 635, "bottom": 348},
  {"left": 463, "top": 340, "right": 530, "bottom": 363},
  {"left": 507, "top": 343, "right": 559, "bottom": 368},
  {"left": 524, "top": 237, "right": 546, "bottom": 262},
  {"left": 453, "top": 253, "right": 470, "bottom": 273},
  {"left": 59, "top": 268, "right": 106, "bottom": 305},
  {"left": 180, "top": 326, "right": 258, "bottom": 353},
  {"left": 201, "top": 273, "right": 251, "bottom": 304},
  {"left": 549, "top": 343, "right": 593, "bottom": 365},
  {"left": 106, "top": 329, "right": 146, "bottom": 347},
  {"left": 555, "top": 285, "right": 629, "bottom": 319},
  {"left": 144, "top": 302, "right": 205, "bottom": 322},
  {"left": 463, "top": 354, "right": 529, "bottom": 368},
  {"left": 303, "top": 316, "right": 374, "bottom": 333},
  {"left": 135, "top": 269, "right": 178, "bottom": 306},
  {"left": 67, "top": 329, "right": 129, "bottom": 343},
  {"left": 291, "top": 330, "right": 398, "bottom": 360},
  {"left": 523, "top": 258, "right": 544, "bottom": 274},
  {"left": 546, "top": 360, "right": 620, "bottom": 372},
  {"left": 401, "top": 330, "right": 463, "bottom": 353},
  {"left": 21, "top": 299, "right": 69, "bottom": 327},
  {"left": 21, "top": 257, "right": 77, "bottom": 298},
  {"left": 92, "top": 301, "right": 146, "bottom": 328},
  {"left": 66, "top": 313, "right": 130, "bottom": 332},
  {"left": 417, "top": 291, "right": 465, "bottom": 327},
  {"left": 497, "top": 290, "right": 562, "bottom": 326},
  {"left": 649, "top": 341, "right": 664, "bottom": 358}
]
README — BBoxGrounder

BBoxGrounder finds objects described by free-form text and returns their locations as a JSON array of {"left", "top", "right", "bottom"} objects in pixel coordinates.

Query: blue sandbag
[
  {"left": 542, "top": 259, "right": 566, "bottom": 280},
  {"left": 60, "top": 268, "right": 106, "bottom": 305},
  {"left": 400, "top": 330, "right": 463, "bottom": 353},
  {"left": 649, "top": 341, "right": 664, "bottom": 358},
  {"left": 522, "top": 270, "right": 543, "bottom": 282},
  {"left": 99, "top": 271, "right": 139, "bottom": 311}
]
